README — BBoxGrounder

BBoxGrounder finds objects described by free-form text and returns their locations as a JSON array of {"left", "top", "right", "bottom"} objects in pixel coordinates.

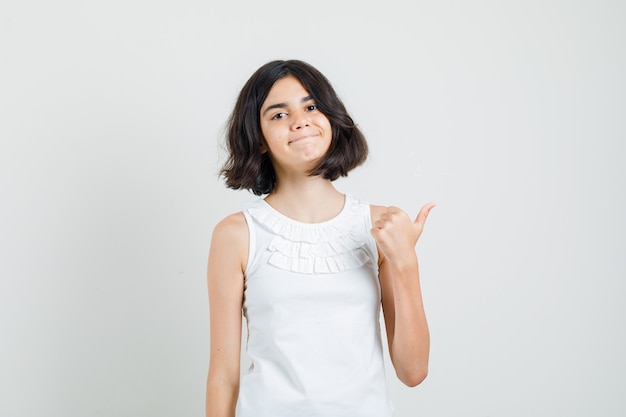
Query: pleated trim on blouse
[{"left": 246, "top": 197, "right": 370, "bottom": 274}]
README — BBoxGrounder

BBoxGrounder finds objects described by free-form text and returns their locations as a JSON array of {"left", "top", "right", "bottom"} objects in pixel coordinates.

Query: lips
[{"left": 288, "top": 134, "right": 316, "bottom": 144}]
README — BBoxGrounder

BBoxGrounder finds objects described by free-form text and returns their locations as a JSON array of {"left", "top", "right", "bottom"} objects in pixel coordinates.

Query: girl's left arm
[{"left": 371, "top": 202, "right": 435, "bottom": 387}]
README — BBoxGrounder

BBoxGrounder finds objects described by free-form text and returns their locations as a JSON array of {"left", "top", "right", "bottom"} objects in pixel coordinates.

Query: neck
[{"left": 265, "top": 176, "right": 345, "bottom": 223}]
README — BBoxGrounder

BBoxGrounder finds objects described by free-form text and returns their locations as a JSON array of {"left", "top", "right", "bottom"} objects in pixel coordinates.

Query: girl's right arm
[{"left": 206, "top": 213, "right": 248, "bottom": 417}]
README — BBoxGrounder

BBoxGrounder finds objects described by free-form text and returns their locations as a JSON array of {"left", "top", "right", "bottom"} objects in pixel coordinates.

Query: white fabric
[{"left": 236, "top": 194, "right": 393, "bottom": 417}]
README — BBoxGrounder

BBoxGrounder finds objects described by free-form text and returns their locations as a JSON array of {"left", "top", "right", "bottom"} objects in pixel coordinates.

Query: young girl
[{"left": 206, "top": 59, "right": 434, "bottom": 417}]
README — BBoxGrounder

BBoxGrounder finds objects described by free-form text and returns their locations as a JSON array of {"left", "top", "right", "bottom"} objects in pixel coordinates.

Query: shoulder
[
  {"left": 209, "top": 212, "right": 249, "bottom": 271},
  {"left": 211, "top": 212, "right": 248, "bottom": 248},
  {"left": 344, "top": 194, "right": 385, "bottom": 221}
]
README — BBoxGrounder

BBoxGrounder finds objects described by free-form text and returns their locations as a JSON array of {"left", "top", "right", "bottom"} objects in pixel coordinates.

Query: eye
[
  {"left": 271, "top": 112, "right": 287, "bottom": 120},
  {"left": 306, "top": 104, "right": 318, "bottom": 111}
]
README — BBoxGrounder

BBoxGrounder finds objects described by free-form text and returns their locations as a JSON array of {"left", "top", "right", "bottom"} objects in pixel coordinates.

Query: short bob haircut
[{"left": 220, "top": 59, "right": 368, "bottom": 196}]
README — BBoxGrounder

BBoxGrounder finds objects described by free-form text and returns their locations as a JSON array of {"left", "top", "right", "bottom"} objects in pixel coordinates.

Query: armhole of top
[
  {"left": 242, "top": 210, "right": 256, "bottom": 279},
  {"left": 366, "top": 203, "right": 380, "bottom": 267}
]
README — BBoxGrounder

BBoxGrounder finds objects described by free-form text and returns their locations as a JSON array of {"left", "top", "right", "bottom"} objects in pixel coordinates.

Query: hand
[{"left": 371, "top": 202, "right": 436, "bottom": 264}]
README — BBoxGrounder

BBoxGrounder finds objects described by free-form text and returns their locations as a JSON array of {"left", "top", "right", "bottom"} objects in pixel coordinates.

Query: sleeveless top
[{"left": 236, "top": 194, "right": 393, "bottom": 417}]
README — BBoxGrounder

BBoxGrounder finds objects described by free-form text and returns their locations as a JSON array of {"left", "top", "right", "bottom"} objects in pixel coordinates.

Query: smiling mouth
[{"left": 288, "top": 134, "right": 316, "bottom": 144}]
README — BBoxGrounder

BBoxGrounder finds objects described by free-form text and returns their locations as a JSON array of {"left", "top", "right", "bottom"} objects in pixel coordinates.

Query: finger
[
  {"left": 380, "top": 212, "right": 394, "bottom": 222},
  {"left": 373, "top": 219, "right": 387, "bottom": 229},
  {"left": 413, "top": 202, "right": 436, "bottom": 225}
]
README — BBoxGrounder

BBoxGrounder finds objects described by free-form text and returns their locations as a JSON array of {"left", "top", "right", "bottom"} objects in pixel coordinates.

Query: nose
[{"left": 291, "top": 110, "right": 310, "bottom": 130}]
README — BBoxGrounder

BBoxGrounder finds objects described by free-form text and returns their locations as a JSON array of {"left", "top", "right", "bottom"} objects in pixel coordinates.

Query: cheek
[
  {"left": 315, "top": 115, "right": 332, "bottom": 134},
  {"left": 324, "top": 117, "right": 333, "bottom": 132},
  {"left": 322, "top": 119, "right": 333, "bottom": 140},
  {"left": 260, "top": 126, "right": 284, "bottom": 152},
  {"left": 261, "top": 122, "right": 281, "bottom": 138}
]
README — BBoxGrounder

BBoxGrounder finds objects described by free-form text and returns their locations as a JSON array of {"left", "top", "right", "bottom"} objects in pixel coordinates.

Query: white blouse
[{"left": 236, "top": 195, "right": 393, "bottom": 417}]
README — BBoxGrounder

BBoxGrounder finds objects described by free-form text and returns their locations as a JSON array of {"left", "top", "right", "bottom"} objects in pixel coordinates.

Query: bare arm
[
  {"left": 371, "top": 203, "right": 435, "bottom": 387},
  {"left": 206, "top": 213, "right": 248, "bottom": 417}
]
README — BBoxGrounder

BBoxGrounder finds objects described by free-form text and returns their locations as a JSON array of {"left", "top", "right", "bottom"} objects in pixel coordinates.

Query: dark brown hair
[{"left": 220, "top": 59, "right": 368, "bottom": 195}]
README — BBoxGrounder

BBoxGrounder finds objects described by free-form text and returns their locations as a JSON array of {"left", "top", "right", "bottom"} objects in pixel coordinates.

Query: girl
[{"left": 206, "top": 59, "right": 434, "bottom": 417}]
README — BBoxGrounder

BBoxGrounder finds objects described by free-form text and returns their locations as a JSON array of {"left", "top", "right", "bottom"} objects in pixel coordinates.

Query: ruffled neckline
[{"left": 246, "top": 195, "right": 371, "bottom": 274}]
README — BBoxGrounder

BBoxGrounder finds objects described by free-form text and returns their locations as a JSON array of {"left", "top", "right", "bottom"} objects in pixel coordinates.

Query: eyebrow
[{"left": 262, "top": 95, "right": 314, "bottom": 117}]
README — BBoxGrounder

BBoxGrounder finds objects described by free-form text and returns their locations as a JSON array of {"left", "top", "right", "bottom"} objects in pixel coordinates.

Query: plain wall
[{"left": 1, "top": 0, "right": 625, "bottom": 416}]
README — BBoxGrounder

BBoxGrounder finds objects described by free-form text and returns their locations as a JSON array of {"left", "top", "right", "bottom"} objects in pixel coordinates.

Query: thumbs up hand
[{"left": 371, "top": 202, "right": 436, "bottom": 264}]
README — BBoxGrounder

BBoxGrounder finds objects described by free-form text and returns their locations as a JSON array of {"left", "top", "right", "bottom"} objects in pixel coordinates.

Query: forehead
[{"left": 263, "top": 76, "right": 310, "bottom": 103}]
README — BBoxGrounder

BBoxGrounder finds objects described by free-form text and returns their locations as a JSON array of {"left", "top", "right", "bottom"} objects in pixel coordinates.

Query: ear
[{"left": 260, "top": 142, "right": 268, "bottom": 154}]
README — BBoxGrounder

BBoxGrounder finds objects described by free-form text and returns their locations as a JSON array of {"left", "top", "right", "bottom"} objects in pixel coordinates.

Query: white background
[{"left": 1, "top": 1, "right": 625, "bottom": 416}]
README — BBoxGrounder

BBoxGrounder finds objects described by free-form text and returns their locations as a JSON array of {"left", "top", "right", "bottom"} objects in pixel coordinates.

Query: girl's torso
[{"left": 237, "top": 194, "right": 393, "bottom": 417}]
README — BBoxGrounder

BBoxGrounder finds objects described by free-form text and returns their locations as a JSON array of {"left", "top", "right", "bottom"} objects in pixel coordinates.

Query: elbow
[{"left": 398, "top": 367, "right": 428, "bottom": 387}]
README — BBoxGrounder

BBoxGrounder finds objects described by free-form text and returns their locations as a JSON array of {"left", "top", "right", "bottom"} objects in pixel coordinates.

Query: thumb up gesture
[{"left": 371, "top": 202, "right": 436, "bottom": 263}]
